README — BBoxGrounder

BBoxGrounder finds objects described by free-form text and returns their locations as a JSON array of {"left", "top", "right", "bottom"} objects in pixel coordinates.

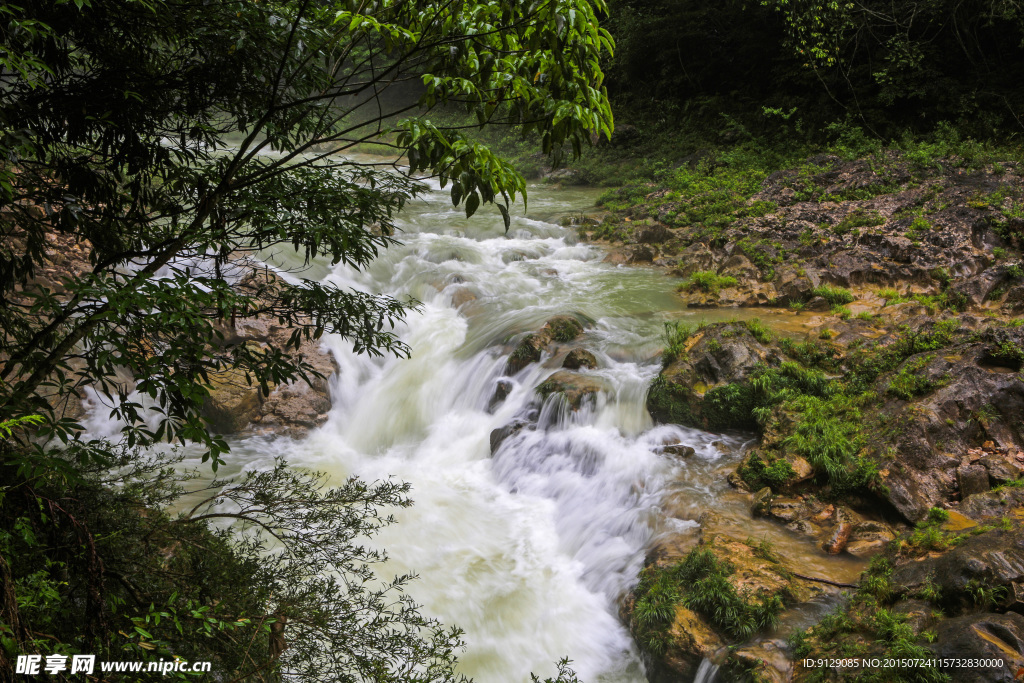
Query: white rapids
[{"left": 84, "top": 175, "right": 745, "bottom": 683}]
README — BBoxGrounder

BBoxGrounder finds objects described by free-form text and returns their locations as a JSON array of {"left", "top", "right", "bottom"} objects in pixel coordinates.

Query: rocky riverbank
[
  {"left": 16, "top": 232, "right": 337, "bottom": 439},
  {"left": 582, "top": 151, "right": 1024, "bottom": 681}
]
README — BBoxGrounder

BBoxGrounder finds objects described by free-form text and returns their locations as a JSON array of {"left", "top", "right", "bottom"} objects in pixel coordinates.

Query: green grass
[
  {"left": 886, "top": 355, "right": 946, "bottom": 400},
  {"left": 740, "top": 452, "right": 797, "bottom": 490},
  {"left": 811, "top": 285, "right": 855, "bottom": 306},
  {"left": 661, "top": 321, "right": 696, "bottom": 366},
  {"left": 679, "top": 270, "right": 738, "bottom": 294}
]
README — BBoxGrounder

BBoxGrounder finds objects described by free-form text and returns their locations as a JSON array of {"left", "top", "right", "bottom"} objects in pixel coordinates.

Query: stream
[{"left": 84, "top": 173, "right": 862, "bottom": 682}]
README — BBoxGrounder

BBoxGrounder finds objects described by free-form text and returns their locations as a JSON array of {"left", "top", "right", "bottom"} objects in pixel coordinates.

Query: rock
[
  {"left": 562, "top": 348, "right": 597, "bottom": 370},
  {"left": 960, "top": 463, "right": 992, "bottom": 498},
  {"left": 202, "top": 367, "right": 263, "bottom": 433},
  {"left": 765, "top": 496, "right": 806, "bottom": 523},
  {"left": 649, "top": 605, "right": 725, "bottom": 683},
  {"left": 490, "top": 420, "right": 531, "bottom": 454},
  {"left": 647, "top": 321, "right": 782, "bottom": 430},
  {"left": 981, "top": 454, "right": 1023, "bottom": 486},
  {"left": 626, "top": 245, "right": 655, "bottom": 263},
  {"left": 536, "top": 370, "right": 609, "bottom": 410},
  {"left": 450, "top": 286, "right": 477, "bottom": 308},
  {"left": 634, "top": 223, "right": 674, "bottom": 244},
  {"left": 727, "top": 471, "right": 751, "bottom": 491},
  {"left": 727, "top": 640, "right": 792, "bottom": 683},
  {"left": 891, "top": 528, "right": 1024, "bottom": 601},
  {"left": 487, "top": 379, "right": 514, "bottom": 412},
  {"left": 505, "top": 316, "right": 586, "bottom": 374},
  {"left": 823, "top": 508, "right": 854, "bottom": 555},
  {"left": 751, "top": 487, "right": 773, "bottom": 517},
  {"left": 960, "top": 488, "right": 1024, "bottom": 521},
  {"left": 662, "top": 444, "right": 696, "bottom": 458},
  {"left": 632, "top": 531, "right": 822, "bottom": 683},
  {"left": 789, "top": 455, "right": 814, "bottom": 484},
  {"left": 257, "top": 381, "right": 332, "bottom": 439},
  {"left": 845, "top": 521, "right": 897, "bottom": 557},
  {"left": 671, "top": 244, "right": 716, "bottom": 278},
  {"left": 1007, "top": 582, "right": 1024, "bottom": 615},
  {"left": 930, "top": 612, "right": 1024, "bottom": 682},
  {"left": 892, "top": 598, "right": 938, "bottom": 633}
]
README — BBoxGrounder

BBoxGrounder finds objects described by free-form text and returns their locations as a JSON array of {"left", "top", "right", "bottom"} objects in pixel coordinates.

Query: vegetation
[
  {"left": 631, "top": 545, "right": 785, "bottom": 653},
  {"left": 811, "top": 285, "right": 855, "bottom": 306},
  {"left": 0, "top": 0, "right": 611, "bottom": 679},
  {"left": 794, "top": 556, "right": 950, "bottom": 683},
  {"left": 680, "top": 271, "right": 738, "bottom": 294}
]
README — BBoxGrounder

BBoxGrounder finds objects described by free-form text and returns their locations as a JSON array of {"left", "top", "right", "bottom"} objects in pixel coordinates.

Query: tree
[
  {"left": 0, "top": 0, "right": 613, "bottom": 468},
  {"left": 0, "top": 0, "right": 612, "bottom": 679}
]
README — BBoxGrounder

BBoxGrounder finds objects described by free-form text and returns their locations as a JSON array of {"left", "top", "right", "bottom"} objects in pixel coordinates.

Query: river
[{"left": 83, "top": 173, "right": 852, "bottom": 683}]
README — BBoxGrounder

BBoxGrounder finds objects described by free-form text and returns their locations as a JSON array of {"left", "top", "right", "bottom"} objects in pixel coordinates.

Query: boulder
[
  {"left": 536, "top": 370, "right": 609, "bottom": 410},
  {"left": 505, "top": 315, "right": 585, "bottom": 374},
  {"left": 930, "top": 612, "right": 1024, "bottom": 682},
  {"left": 562, "top": 348, "right": 598, "bottom": 370},
  {"left": 202, "top": 367, "right": 264, "bottom": 433}
]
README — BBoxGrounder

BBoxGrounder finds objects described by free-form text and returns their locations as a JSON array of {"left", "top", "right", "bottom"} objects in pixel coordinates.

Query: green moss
[{"left": 548, "top": 317, "right": 584, "bottom": 342}]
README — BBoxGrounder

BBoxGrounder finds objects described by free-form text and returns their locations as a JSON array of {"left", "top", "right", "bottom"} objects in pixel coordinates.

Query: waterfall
[
  {"left": 84, "top": 177, "right": 745, "bottom": 683},
  {"left": 693, "top": 658, "right": 720, "bottom": 683}
]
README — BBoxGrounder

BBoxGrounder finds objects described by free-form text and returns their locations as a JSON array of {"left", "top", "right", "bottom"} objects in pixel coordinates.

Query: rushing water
[{"left": 83, "top": 171, "right": 853, "bottom": 683}]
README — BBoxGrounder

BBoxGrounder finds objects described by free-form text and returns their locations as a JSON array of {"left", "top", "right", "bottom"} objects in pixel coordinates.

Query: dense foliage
[{"left": 604, "top": 0, "right": 1024, "bottom": 138}]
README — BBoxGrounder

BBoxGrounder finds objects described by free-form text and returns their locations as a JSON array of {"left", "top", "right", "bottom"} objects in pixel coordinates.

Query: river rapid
[{"left": 83, "top": 172, "right": 836, "bottom": 682}]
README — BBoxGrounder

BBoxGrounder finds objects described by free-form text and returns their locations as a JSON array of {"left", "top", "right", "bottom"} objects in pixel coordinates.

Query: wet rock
[
  {"left": 562, "top": 348, "right": 597, "bottom": 370},
  {"left": 823, "top": 508, "right": 854, "bottom": 555},
  {"left": 536, "top": 370, "right": 609, "bottom": 410},
  {"left": 891, "top": 528, "right": 1024, "bottom": 600},
  {"left": 727, "top": 640, "right": 792, "bottom": 683},
  {"left": 489, "top": 419, "right": 531, "bottom": 454},
  {"left": 631, "top": 531, "right": 823, "bottom": 683},
  {"left": 202, "top": 367, "right": 263, "bottom": 433},
  {"left": 257, "top": 382, "right": 332, "bottom": 439},
  {"left": 960, "top": 463, "right": 992, "bottom": 498},
  {"left": 661, "top": 444, "right": 696, "bottom": 458},
  {"left": 648, "top": 606, "right": 724, "bottom": 683},
  {"left": 487, "top": 379, "right": 514, "bottom": 412},
  {"left": 930, "top": 612, "right": 1024, "bottom": 682},
  {"left": 505, "top": 315, "right": 586, "bottom": 374},
  {"left": 751, "top": 487, "right": 773, "bottom": 517},
  {"left": 646, "top": 321, "right": 782, "bottom": 430},
  {"left": 449, "top": 286, "right": 477, "bottom": 308},
  {"left": 845, "top": 521, "right": 897, "bottom": 557}
]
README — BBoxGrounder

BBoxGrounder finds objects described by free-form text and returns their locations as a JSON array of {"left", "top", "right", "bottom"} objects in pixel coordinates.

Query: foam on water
[{"left": 84, "top": 180, "right": 734, "bottom": 683}]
